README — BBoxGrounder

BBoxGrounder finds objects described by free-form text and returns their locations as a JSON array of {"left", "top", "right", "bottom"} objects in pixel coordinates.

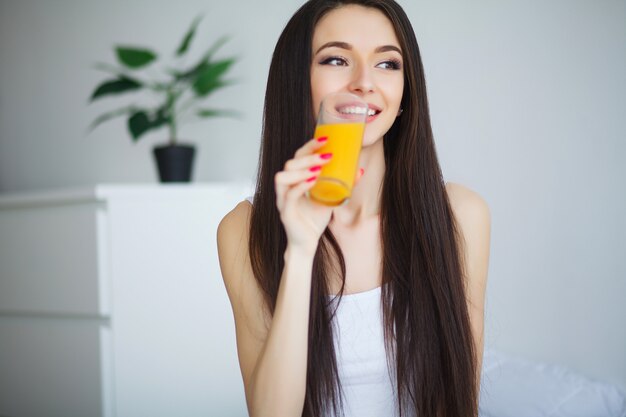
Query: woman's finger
[
  {"left": 284, "top": 152, "right": 332, "bottom": 172},
  {"left": 284, "top": 173, "right": 318, "bottom": 207},
  {"left": 294, "top": 136, "right": 328, "bottom": 158},
  {"left": 275, "top": 169, "right": 319, "bottom": 210},
  {"left": 276, "top": 151, "right": 331, "bottom": 208},
  {"left": 275, "top": 135, "right": 329, "bottom": 211},
  {"left": 275, "top": 169, "right": 320, "bottom": 188},
  {"left": 354, "top": 167, "right": 364, "bottom": 186}
]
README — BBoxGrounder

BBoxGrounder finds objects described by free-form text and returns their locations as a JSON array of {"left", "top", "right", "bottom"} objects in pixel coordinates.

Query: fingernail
[
  {"left": 320, "top": 153, "right": 333, "bottom": 160},
  {"left": 306, "top": 175, "right": 318, "bottom": 182},
  {"left": 359, "top": 168, "right": 364, "bottom": 176},
  {"left": 317, "top": 136, "right": 328, "bottom": 143},
  {"left": 309, "top": 165, "right": 322, "bottom": 172}
]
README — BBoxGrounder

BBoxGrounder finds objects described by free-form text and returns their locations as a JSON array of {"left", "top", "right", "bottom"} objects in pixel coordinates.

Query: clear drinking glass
[{"left": 308, "top": 92, "right": 368, "bottom": 206}]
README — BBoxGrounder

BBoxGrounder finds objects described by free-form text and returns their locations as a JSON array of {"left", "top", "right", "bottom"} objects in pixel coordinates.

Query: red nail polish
[
  {"left": 359, "top": 168, "right": 364, "bottom": 176},
  {"left": 317, "top": 136, "right": 328, "bottom": 143},
  {"left": 310, "top": 165, "right": 322, "bottom": 172},
  {"left": 320, "top": 153, "right": 332, "bottom": 160},
  {"left": 306, "top": 175, "right": 318, "bottom": 182}
]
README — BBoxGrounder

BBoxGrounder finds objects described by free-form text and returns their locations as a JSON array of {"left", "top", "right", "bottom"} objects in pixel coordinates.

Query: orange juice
[{"left": 309, "top": 122, "right": 364, "bottom": 206}]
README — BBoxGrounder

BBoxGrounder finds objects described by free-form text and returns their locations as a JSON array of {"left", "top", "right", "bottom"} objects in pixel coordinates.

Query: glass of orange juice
[{"left": 308, "top": 93, "right": 368, "bottom": 206}]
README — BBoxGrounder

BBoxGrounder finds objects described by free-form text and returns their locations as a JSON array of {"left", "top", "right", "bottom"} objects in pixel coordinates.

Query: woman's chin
[{"left": 361, "top": 135, "right": 384, "bottom": 149}]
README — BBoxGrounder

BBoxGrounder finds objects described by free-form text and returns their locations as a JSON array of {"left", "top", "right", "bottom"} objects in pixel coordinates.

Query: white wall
[
  {"left": 411, "top": 1, "right": 626, "bottom": 389},
  {"left": 0, "top": 0, "right": 306, "bottom": 190},
  {"left": 1, "top": 0, "right": 624, "bottom": 391}
]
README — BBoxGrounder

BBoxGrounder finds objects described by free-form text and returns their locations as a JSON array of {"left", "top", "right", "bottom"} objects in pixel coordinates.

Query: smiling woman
[
  {"left": 310, "top": 6, "right": 404, "bottom": 148},
  {"left": 216, "top": 1, "right": 490, "bottom": 417}
]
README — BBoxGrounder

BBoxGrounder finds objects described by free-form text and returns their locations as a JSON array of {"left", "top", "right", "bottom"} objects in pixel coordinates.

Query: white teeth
[
  {"left": 340, "top": 106, "right": 367, "bottom": 115},
  {"left": 339, "top": 106, "right": 378, "bottom": 116}
]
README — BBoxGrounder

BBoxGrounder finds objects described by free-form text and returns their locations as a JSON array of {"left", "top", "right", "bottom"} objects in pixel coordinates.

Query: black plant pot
[{"left": 153, "top": 144, "right": 196, "bottom": 183}]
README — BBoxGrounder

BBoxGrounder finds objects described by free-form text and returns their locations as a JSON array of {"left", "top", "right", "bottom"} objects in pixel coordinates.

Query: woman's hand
[{"left": 274, "top": 136, "right": 363, "bottom": 254}]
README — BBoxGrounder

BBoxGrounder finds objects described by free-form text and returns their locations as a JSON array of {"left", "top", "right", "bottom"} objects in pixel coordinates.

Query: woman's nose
[{"left": 348, "top": 64, "right": 374, "bottom": 94}]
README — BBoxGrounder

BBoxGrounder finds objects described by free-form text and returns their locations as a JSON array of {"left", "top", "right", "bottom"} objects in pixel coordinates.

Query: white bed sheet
[{"left": 478, "top": 349, "right": 626, "bottom": 417}]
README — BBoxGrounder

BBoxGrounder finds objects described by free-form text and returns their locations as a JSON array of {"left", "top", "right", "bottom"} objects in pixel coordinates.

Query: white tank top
[
  {"left": 244, "top": 196, "right": 398, "bottom": 416},
  {"left": 328, "top": 286, "right": 398, "bottom": 417}
]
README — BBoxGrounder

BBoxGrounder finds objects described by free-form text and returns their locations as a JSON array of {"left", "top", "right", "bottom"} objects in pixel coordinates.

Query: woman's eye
[
  {"left": 377, "top": 60, "right": 402, "bottom": 70},
  {"left": 320, "top": 57, "right": 348, "bottom": 66}
]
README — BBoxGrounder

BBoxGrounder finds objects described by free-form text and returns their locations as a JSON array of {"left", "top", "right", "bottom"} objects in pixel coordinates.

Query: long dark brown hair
[{"left": 248, "top": 1, "right": 478, "bottom": 416}]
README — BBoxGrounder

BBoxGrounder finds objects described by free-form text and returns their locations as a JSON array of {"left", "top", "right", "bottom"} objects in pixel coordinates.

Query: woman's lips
[
  {"left": 365, "top": 111, "right": 380, "bottom": 123},
  {"left": 333, "top": 102, "right": 382, "bottom": 123},
  {"left": 365, "top": 104, "right": 382, "bottom": 123}
]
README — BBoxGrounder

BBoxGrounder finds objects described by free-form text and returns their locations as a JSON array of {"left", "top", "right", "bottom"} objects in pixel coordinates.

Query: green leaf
[
  {"left": 202, "top": 35, "right": 230, "bottom": 62},
  {"left": 192, "top": 59, "right": 236, "bottom": 96},
  {"left": 90, "top": 77, "right": 143, "bottom": 101},
  {"left": 197, "top": 108, "right": 241, "bottom": 119},
  {"left": 173, "top": 60, "right": 208, "bottom": 82},
  {"left": 89, "top": 106, "right": 137, "bottom": 131},
  {"left": 128, "top": 111, "right": 151, "bottom": 140},
  {"left": 92, "top": 61, "right": 127, "bottom": 76},
  {"left": 116, "top": 46, "right": 157, "bottom": 69},
  {"left": 165, "top": 67, "right": 181, "bottom": 77},
  {"left": 194, "top": 79, "right": 233, "bottom": 98},
  {"left": 176, "top": 15, "right": 202, "bottom": 56},
  {"left": 174, "top": 35, "right": 231, "bottom": 81},
  {"left": 127, "top": 108, "right": 170, "bottom": 141},
  {"left": 153, "top": 106, "right": 170, "bottom": 127}
]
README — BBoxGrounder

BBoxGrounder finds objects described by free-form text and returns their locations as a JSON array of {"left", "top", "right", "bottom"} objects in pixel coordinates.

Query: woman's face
[{"left": 311, "top": 5, "right": 404, "bottom": 147}]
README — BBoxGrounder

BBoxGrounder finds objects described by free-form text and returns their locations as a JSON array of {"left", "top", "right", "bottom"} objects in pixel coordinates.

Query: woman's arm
[
  {"left": 446, "top": 182, "right": 492, "bottom": 388},
  {"left": 217, "top": 201, "right": 316, "bottom": 417}
]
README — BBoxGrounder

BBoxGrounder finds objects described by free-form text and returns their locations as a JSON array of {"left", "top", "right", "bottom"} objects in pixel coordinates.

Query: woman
[{"left": 217, "top": 1, "right": 490, "bottom": 416}]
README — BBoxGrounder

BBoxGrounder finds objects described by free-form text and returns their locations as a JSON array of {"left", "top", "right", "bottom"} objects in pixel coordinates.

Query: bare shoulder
[
  {"left": 217, "top": 200, "right": 254, "bottom": 293},
  {"left": 218, "top": 199, "right": 253, "bottom": 237},
  {"left": 217, "top": 200, "right": 253, "bottom": 248},
  {"left": 445, "top": 182, "right": 491, "bottom": 303},
  {"left": 444, "top": 181, "right": 490, "bottom": 256},
  {"left": 216, "top": 200, "right": 270, "bottom": 402},
  {"left": 217, "top": 200, "right": 266, "bottom": 316},
  {"left": 445, "top": 182, "right": 490, "bottom": 222},
  {"left": 445, "top": 183, "right": 491, "bottom": 376}
]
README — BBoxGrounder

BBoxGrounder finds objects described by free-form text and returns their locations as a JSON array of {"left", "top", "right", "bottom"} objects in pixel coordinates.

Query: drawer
[
  {"left": 0, "top": 316, "right": 111, "bottom": 417},
  {"left": 0, "top": 202, "right": 110, "bottom": 316}
]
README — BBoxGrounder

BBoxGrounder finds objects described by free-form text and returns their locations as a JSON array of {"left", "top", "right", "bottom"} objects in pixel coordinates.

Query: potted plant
[{"left": 89, "top": 16, "right": 238, "bottom": 182}]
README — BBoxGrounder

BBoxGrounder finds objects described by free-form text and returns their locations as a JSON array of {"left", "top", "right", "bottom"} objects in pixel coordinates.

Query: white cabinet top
[{"left": 0, "top": 182, "right": 255, "bottom": 209}]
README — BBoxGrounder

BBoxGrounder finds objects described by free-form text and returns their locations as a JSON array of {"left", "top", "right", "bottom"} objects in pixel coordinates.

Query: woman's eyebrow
[
  {"left": 375, "top": 45, "right": 402, "bottom": 56},
  {"left": 315, "top": 41, "right": 352, "bottom": 55},
  {"left": 314, "top": 41, "right": 402, "bottom": 56}
]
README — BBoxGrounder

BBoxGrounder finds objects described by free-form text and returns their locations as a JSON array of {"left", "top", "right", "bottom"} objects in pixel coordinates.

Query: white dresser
[{"left": 0, "top": 183, "right": 253, "bottom": 417}]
